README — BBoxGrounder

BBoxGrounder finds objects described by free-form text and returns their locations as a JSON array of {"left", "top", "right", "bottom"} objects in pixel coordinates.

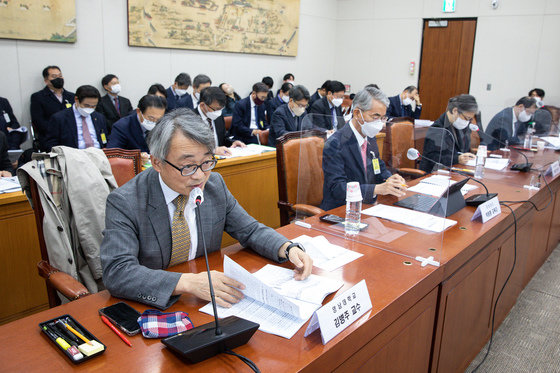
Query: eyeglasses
[
  {"left": 294, "top": 101, "right": 308, "bottom": 109},
  {"left": 361, "top": 110, "right": 388, "bottom": 122},
  {"left": 459, "top": 112, "right": 474, "bottom": 123},
  {"left": 164, "top": 157, "right": 217, "bottom": 176},
  {"left": 205, "top": 103, "right": 224, "bottom": 112}
]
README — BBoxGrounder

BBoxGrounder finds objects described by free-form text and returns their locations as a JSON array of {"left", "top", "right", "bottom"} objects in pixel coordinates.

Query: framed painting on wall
[
  {"left": 0, "top": 0, "right": 76, "bottom": 43},
  {"left": 128, "top": 0, "right": 300, "bottom": 56}
]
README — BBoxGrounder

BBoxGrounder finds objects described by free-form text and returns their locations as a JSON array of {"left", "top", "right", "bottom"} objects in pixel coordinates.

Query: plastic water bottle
[
  {"left": 344, "top": 182, "right": 363, "bottom": 236},
  {"left": 524, "top": 122, "right": 534, "bottom": 148},
  {"left": 345, "top": 200, "right": 362, "bottom": 235},
  {"left": 474, "top": 155, "right": 484, "bottom": 179}
]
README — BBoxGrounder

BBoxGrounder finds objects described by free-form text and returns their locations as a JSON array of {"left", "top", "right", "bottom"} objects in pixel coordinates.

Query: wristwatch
[{"left": 285, "top": 242, "right": 305, "bottom": 258}]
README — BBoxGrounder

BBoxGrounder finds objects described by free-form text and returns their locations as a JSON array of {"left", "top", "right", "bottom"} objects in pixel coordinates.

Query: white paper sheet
[
  {"left": 540, "top": 136, "right": 560, "bottom": 149},
  {"left": 291, "top": 235, "right": 363, "bottom": 271},
  {"left": 223, "top": 144, "right": 275, "bottom": 158},
  {"left": 199, "top": 256, "right": 343, "bottom": 339},
  {"left": 362, "top": 204, "right": 457, "bottom": 233},
  {"left": 0, "top": 176, "right": 21, "bottom": 194},
  {"left": 414, "top": 119, "right": 434, "bottom": 127}
]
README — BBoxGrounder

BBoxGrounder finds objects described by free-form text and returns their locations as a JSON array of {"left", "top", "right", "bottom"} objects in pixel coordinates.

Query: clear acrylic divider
[{"left": 289, "top": 115, "right": 467, "bottom": 267}]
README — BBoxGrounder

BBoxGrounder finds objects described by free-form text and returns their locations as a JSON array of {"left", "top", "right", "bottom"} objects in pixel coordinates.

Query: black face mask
[{"left": 50, "top": 77, "right": 64, "bottom": 89}]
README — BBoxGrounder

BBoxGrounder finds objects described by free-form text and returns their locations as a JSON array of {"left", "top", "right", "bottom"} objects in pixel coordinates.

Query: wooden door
[{"left": 418, "top": 19, "right": 477, "bottom": 120}]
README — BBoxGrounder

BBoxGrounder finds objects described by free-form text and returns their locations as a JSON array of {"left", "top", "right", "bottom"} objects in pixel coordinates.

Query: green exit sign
[{"left": 443, "top": 0, "right": 456, "bottom": 12}]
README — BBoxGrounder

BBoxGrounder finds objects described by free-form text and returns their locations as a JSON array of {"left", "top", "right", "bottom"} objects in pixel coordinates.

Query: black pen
[{"left": 53, "top": 320, "right": 80, "bottom": 344}]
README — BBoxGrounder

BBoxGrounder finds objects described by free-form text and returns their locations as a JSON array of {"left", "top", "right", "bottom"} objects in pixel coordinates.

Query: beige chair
[{"left": 382, "top": 117, "right": 426, "bottom": 179}]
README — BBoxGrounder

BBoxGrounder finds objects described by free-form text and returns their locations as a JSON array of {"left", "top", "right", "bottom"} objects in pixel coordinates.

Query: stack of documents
[
  {"left": 466, "top": 158, "right": 509, "bottom": 170},
  {"left": 414, "top": 119, "right": 434, "bottom": 127},
  {"left": 200, "top": 256, "right": 343, "bottom": 339},
  {"left": 292, "top": 235, "right": 363, "bottom": 271},
  {"left": 362, "top": 204, "right": 457, "bottom": 233},
  {"left": 224, "top": 144, "right": 275, "bottom": 158},
  {"left": 0, "top": 176, "right": 21, "bottom": 194},
  {"left": 540, "top": 136, "right": 560, "bottom": 150}
]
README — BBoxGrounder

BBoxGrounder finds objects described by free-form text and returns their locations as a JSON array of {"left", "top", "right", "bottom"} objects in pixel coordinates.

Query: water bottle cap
[{"left": 346, "top": 182, "right": 363, "bottom": 202}]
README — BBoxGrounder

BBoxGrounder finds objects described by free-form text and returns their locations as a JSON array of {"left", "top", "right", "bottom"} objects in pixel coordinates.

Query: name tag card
[
  {"left": 471, "top": 196, "right": 501, "bottom": 223},
  {"left": 3, "top": 111, "right": 10, "bottom": 123},
  {"left": 545, "top": 161, "right": 560, "bottom": 178},
  {"left": 304, "top": 280, "right": 372, "bottom": 344}
]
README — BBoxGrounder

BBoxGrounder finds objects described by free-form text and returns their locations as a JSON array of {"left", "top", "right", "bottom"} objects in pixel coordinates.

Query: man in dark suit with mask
[
  {"left": 269, "top": 85, "right": 310, "bottom": 147},
  {"left": 107, "top": 95, "right": 166, "bottom": 153},
  {"left": 44, "top": 85, "right": 108, "bottom": 151},
  {"left": 386, "top": 86, "right": 423, "bottom": 119},
  {"left": 193, "top": 86, "right": 245, "bottom": 156},
  {"left": 308, "top": 80, "right": 346, "bottom": 131},
  {"left": 30, "top": 65, "right": 75, "bottom": 151},
  {"left": 96, "top": 74, "right": 133, "bottom": 134},
  {"left": 484, "top": 97, "right": 538, "bottom": 150},
  {"left": 321, "top": 87, "right": 405, "bottom": 211},
  {"left": 231, "top": 82, "right": 269, "bottom": 144}
]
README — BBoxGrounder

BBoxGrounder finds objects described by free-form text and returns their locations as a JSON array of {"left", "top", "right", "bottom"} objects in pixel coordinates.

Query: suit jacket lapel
[
  {"left": 341, "top": 125, "right": 366, "bottom": 181},
  {"left": 146, "top": 169, "right": 173, "bottom": 267},
  {"left": 68, "top": 109, "right": 79, "bottom": 148},
  {"left": 131, "top": 115, "right": 145, "bottom": 147}
]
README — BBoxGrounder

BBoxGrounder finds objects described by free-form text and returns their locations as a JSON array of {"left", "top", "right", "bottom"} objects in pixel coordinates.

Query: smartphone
[
  {"left": 99, "top": 302, "right": 141, "bottom": 336},
  {"left": 320, "top": 214, "right": 345, "bottom": 224}
]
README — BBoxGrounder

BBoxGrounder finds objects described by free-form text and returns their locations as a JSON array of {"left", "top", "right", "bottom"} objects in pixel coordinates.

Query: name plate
[
  {"left": 304, "top": 280, "right": 372, "bottom": 344},
  {"left": 545, "top": 160, "right": 560, "bottom": 178},
  {"left": 471, "top": 196, "right": 501, "bottom": 223}
]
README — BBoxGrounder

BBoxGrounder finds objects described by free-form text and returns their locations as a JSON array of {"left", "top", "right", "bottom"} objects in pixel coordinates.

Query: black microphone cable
[
  {"left": 224, "top": 348, "right": 261, "bottom": 373},
  {"left": 470, "top": 202, "right": 517, "bottom": 373}
]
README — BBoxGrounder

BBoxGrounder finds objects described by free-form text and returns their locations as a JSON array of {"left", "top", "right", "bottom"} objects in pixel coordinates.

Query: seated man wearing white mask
[
  {"left": 484, "top": 96, "right": 538, "bottom": 150},
  {"left": 268, "top": 85, "right": 310, "bottom": 147},
  {"left": 308, "top": 80, "right": 346, "bottom": 131},
  {"left": 321, "top": 87, "right": 406, "bottom": 211},
  {"left": 194, "top": 86, "right": 245, "bottom": 156},
  {"left": 95, "top": 74, "right": 133, "bottom": 134},
  {"left": 107, "top": 95, "right": 166, "bottom": 154},
  {"left": 419, "top": 94, "right": 478, "bottom": 173},
  {"left": 386, "top": 86, "right": 423, "bottom": 119},
  {"left": 528, "top": 88, "right": 553, "bottom": 136}
]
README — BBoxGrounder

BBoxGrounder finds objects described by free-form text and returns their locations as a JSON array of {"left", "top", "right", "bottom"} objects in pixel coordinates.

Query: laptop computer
[{"left": 394, "top": 178, "right": 469, "bottom": 217}]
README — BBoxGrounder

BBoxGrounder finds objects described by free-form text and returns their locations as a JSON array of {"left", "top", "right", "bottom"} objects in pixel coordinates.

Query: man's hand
[
  {"left": 175, "top": 271, "right": 245, "bottom": 308},
  {"left": 374, "top": 174, "right": 407, "bottom": 197},
  {"left": 251, "top": 129, "right": 262, "bottom": 136},
  {"left": 140, "top": 152, "right": 150, "bottom": 164},
  {"left": 231, "top": 140, "right": 246, "bottom": 148},
  {"left": 214, "top": 146, "right": 232, "bottom": 156},
  {"left": 278, "top": 243, "right": 313, "bottom": 280},
  {"left": 0, "top": 171, "right": 12, "bottom": 178},
  {"left": 459, "top": 153, "right": 476, "bottom": 165},
  {"left": 413, "top": 93, "right": 422, "bottom": 106}
]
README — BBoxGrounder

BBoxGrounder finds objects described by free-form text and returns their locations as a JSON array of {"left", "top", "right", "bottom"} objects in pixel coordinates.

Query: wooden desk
[
  {"left": 0, "top": 149, "right": 558, "bottom": 372},
  {"left": 214, "top": 151, "right": 280, "bottom": 247},
  {"left": 0, "top": 191, "right": 47, "bottom": 325}
]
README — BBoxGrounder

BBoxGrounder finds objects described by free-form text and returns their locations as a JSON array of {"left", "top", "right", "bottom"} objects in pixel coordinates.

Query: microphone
[
  {"left": 407, "top": 148, "right": 497, "bottom": 206},
  {"left": 470, "top": 123, "right": 532, "bottom": 172},
  {"left": 162, "top": 187, "right": 259, "bottom": 364}
]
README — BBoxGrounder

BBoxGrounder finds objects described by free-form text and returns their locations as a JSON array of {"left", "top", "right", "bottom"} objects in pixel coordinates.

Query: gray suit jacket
[
  {"left": 484, "top": 107, "right": 529, "bottom": 150},
  {"left": 100, "top": 167, "right": 288, "bottom": 309}
]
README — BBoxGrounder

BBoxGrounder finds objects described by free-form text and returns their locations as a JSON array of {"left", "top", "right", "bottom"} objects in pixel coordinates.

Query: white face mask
[
  {"left": 331, "top": 97, "right": 343, "bottom": 107},
  {"left": 452, "top": 116, "right": 470, "bottom": 130},
  {"left": 206, "top": 109, "right": 222, "bottom": 121},
  {"left": 281, "top": 95, "right": 290, "bottom": 103},
  {"left": 533, "top": 97, "right": 544, "bottom": 107},
  {"left": 175, "top": 88, "right": 188, "bottom": 96},
  {"left": 292, "top": 105, "right": 305, "bottom": 117},
  {"left": 518, "top": 110, "right": 532, "bottom": 122},
  {"left": 194, "top": 91, "right": 200, "bottom": 100},
  {"left": 403, "top": 97, "right": 413, "bottom": 106},
  {"left": 359, "top": 111, "right": 383, "bottom": 138},
  {"left": 77, "top": 106, "right": 95, "bottom": 117},
  {"left": 111, "top": 84, "right": 121, "bottom": 94},
  {"left": 140, "top": 116, "right": 156, "bottom": 132}
]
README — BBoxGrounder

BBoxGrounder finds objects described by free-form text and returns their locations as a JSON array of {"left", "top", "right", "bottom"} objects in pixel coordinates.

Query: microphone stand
[
  {"left": 474, "top": 127, "right": 532, "bottom": 172},
  {"left": 161, "top": 194, "right": 260, "bottom": 364}
]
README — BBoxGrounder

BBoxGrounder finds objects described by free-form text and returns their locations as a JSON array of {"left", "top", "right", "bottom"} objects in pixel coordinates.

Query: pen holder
[{"left": 39, "top": 314, "right": 106, "bottom": 364}]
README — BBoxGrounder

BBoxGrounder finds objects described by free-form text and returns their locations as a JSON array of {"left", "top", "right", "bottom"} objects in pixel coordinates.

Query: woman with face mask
[{"left": 419, "top": 94, "right": 478, "bottom": 173}]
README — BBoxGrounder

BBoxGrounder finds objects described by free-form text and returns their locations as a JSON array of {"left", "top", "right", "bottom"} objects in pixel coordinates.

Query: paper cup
[
  {"left": 346, "top": 182, "right": 363, "bottom": 202},
  {"left": 537, "top": 141, "right": 545, "bottom": 151}
]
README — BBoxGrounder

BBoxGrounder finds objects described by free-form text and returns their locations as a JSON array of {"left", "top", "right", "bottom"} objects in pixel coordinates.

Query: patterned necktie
[
  {"left": 114, "top": 97, "right": 120, "bottom": 116},
  {"left": 207, "top": 117, "right": 213, "bottom": 131},
  {"left": 81, "top": 116, "right": 94, "bottom": 148},
  {"left": 361, "top": 140, "right": 368, "bottom": 175},
  {"left": 169, "top": 195, "right": 191, "bottom": 266},
  {"left": 331, "top": 106, "right": 337, "bottom": 129}
]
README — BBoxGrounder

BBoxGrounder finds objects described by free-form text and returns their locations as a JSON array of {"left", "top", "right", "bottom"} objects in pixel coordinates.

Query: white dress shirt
[
  {"left": 72, "top": 104, "right": 100, "bottom": 149},
  {"left": 158, "top": 174, "right": 198, "bottom": 261},
  {"left": 249, "top": 95, "right": 258, "bottom": 129},
  {"left": 512, "top": 108, "right": 517, "bottom": 136},
  {"left": 191, "top": 92, "right": 199, "bottom": 108}
]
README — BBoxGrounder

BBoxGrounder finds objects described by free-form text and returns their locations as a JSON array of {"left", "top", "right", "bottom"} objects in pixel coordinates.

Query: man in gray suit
[
  {"left": 101, "top": 109, "right": 312, "bottom": 310},
  {"left": 484, "top": 96, "right": 538, "bottom": 150}
]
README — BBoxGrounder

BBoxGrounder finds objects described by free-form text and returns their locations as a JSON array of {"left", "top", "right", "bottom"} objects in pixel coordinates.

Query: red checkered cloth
[{"left": 137, "top": 309, "right": 194, "bottom": 338}]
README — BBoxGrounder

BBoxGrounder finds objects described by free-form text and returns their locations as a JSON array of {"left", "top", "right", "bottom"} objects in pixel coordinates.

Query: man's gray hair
[
  {"left": 148, "top": 108, "right": 215, "bottom": 160},
  {"left": 352, "top": 87, "right": 390, "bottom": 111}
]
